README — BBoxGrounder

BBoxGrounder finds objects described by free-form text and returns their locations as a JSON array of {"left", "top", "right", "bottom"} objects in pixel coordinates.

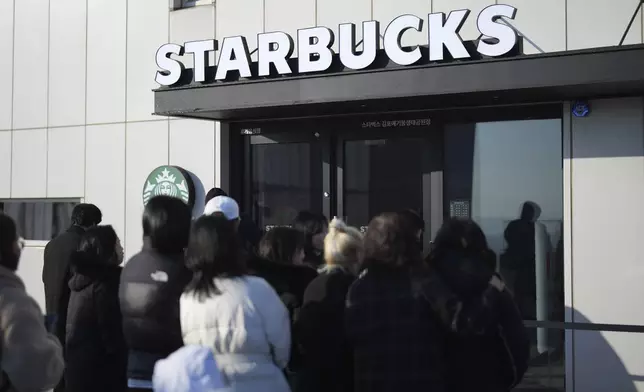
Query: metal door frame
[
  {"left": 242, "top": 129, "right": 332, "bottom": 225},
  {"left": 335, "top": 125, "right": 443, "bottom": 251}
]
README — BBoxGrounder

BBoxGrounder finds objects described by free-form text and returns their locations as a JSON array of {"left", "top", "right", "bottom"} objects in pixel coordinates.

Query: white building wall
[
  {"left": 0, "top": 1, "right": 219, "bottom": 310},
  {"left": 0, "top": 2, "right": 644, "bottom": 390},
  {"left": 569, "top": 97, "right": 644, "bottom": 392}
]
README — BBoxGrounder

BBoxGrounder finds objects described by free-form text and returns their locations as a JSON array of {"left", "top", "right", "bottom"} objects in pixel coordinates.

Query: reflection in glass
[
  {"left": 0, "top": 201, "right": 77, "bottom": 241},
  {"left": 444, "top": 119, "right": 564, "bottom": 390},
  {"left": 518, "top": 326, "right": 565, "bottom": 391},
  {"left": 343, "top": 138, "right": 423, "bottom": 231},
  {"left": 250, "top": 142, "right": 323, "bottom": 231}
]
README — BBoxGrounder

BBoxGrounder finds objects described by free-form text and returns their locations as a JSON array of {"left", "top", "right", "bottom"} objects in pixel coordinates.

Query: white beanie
[
  {"left": 203, "top": 196, "right": 240, "bottom": 220},
  {"left": 153, "top": 345, "right": 229, "bottom": 392}
]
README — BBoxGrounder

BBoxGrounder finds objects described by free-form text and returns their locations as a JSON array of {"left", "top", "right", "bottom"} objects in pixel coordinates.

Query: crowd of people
[{"left": 0, "top": 187, "right": 531, "bottom": 392}]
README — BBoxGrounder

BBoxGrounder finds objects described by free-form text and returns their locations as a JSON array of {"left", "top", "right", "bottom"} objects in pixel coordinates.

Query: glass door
[
  {"left": 336, "top": 126, "right": 443, "bottom": 252},
  {"left": 244, "top": 131, "right": 330, "bottom": 232}
]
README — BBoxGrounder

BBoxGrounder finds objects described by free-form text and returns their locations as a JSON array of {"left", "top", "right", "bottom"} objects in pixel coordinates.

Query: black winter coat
[
  {"left": 65, "top": 257, "right": 127, "bottom": 392},
  {"left": 428, "top": 250, "right": 530, "bottom": 392},
  {"left": 43, "top": 226, "right": 85, "bottom": 338},
  {"left": 345, "top": 265, "right": 448, "bottom": 392},
  {"left": 246, "top": 254, "right": 318, "bottom": 370},
  {"left": 295, "top": 266, "right": 355, "bottom": 392},
  {"left": 119, "top": 246, "right": 191, "bottom": 381}
]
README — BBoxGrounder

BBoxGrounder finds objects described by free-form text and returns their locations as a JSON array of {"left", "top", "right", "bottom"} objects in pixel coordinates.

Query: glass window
[
  {"left": 174, "top": 0, "right": 211, "bottom": 9},
  {"left": 0, "top": 201, "right": 78, "bottom": 241},
  {"left": 445, "top": 118, "right": 564, "bottom": 391},
  {"left": 343, "top": 138, "right": 425, "bottom": 232},
  {"left": 250, "top": 141, "right": 323, "bottom": 231}
]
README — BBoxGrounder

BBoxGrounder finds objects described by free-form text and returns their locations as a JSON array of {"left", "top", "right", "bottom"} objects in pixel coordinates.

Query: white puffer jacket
[{"left": 180, "top": 276, "right": 291, "bottom": 392}]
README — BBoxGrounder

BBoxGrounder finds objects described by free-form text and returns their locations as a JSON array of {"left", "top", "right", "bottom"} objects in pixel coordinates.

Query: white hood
[{"left": 153, "top": 345, "right": 230, "bottom": 392}]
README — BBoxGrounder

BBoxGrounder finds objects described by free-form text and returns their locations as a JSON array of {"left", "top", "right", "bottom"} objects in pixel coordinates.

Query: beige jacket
[{"left": 0, "top": 266, "right": 64, "bottom": 392}]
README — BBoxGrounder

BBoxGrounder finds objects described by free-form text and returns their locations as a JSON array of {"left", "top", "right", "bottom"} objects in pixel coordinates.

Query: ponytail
[{"left": 323, "top": 217, "right": 363, "bottom": 266}]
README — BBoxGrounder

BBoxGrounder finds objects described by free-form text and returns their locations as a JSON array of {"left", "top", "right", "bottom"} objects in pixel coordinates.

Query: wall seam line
[
  {"left": 124, "top": 0, "right": 129, "bottom": 254},
  {"left": 564, "top": 0, "right": 568, "bottom": 50},
  {"left": 165, "top": 1, "right": 167, "bottom": 165},
  {"left": 213, "top": 0, "right": 219, "bottom": 187},
  {"left": 571, "top": 104, "right": 576, "bottom": 392},
  {"left": 262, "top": 0, "right": 266, "bottom": 32},
  {"left": 84, "top": 0, "right": 89, "bottom": 201},
  {"left": 45, "top": 0, "right": 51, "bottom": 197},
  {"left": 9, "top": 0, "right": 15, "bottom": 198},
  {"left": 5, "top": 118, "right": 171, "bottom": 132}
]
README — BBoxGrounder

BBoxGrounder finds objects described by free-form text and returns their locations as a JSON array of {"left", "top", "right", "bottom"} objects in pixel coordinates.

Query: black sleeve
[
  {"left": 94, "top": 282, "right": 126, "bottom": 355},
  {"left": 497, "top": 290, "right": 530, "bottom": 388}
]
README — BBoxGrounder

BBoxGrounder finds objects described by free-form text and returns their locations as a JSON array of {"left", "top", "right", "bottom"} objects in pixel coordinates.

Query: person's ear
[{"left": 13, "top": 237, "right": 24, "bottom": 259}]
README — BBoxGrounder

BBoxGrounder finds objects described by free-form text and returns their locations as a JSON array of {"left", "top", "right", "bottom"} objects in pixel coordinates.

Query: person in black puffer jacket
[
  {"left": 425, "top": 218, "right": 530, "bottom": 392},
  {"left": 252, "top": 227, "right": 318, "bottom": 379},
  {"left": 295, "top": 218, "right": 362, "bottom": 392},
  {"left": 119, "top": 196, "right": 192, "bottom": 391},
  {"left": 65, "top": 225, "right": 127, "bottom": 392},
  {"left": 345, "top": 212, "right": 448, "bottom": 392}
]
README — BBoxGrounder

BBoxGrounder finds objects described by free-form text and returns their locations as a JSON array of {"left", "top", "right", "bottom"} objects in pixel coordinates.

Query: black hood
[
  {"left": 246, "top": 253, "right": 318, "bottom": 300},
  {"left": 432, "top": 250, "right": 495, "bottom": 299},
  {"left": 69, "top": 253, "right": 122, "bottom": 292}
]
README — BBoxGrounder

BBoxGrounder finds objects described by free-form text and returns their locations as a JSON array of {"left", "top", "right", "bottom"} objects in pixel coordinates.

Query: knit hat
[
  {"left": 203, "top": 196, "right": 240, "bottom": 220},
  {"left": 152, "top": 345, "right": 229, "bottom": 392}
]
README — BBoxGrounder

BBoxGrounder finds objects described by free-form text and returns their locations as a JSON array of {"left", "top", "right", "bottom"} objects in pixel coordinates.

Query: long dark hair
[
  {"left": 0, "top": 213, "right": 19, "bottom": 271},
  {"left": 74, "top": 225, "right": 119, "bottom": 268},
  {"left": 184, "top": 215, "right": 246, "bottom": 300},
  {"left": 258, "top": 227, "right": 305, "bottom": 264},
  {"left": 361, "top": 212, "right": 423, "bottom": 270},
  {"left": 292, "top": 211, "right": 328, "bottom": 261},
  {"left": 142, "top": 196, "right": 191, "bottom": 255},
  {"left": 429, "top": 218, "right": 496, "bottom": 271}
]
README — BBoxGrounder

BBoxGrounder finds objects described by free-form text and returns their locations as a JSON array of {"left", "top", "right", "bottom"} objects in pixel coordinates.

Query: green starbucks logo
[{"left": 143, "top": 166, "right": 195, "bottom": 208}]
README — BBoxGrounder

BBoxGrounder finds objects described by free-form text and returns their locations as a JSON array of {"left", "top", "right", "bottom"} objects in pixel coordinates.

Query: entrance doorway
[
  {"left": 238, "top": 113, "right": 443, "bottom": 250},
  {"left": 336, "top": 127, "right": 442, "bottom": 249},
  {"left": 233, "top": 104, "right": 567, "bottom": 391}
]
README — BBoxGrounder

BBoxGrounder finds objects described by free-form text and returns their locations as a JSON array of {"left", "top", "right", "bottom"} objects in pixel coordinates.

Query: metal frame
[
  {"left": 243, "top": 130, "right": 331, "bottom": 225},
  {"left": 234, "top": 103, "right": 564, "bottom": 241},
  {"left": 335, "top": 127, "right": 440, "bottom": 249},
  {"left": 562, "top": 101, "right": 575, "bottom": 392}
]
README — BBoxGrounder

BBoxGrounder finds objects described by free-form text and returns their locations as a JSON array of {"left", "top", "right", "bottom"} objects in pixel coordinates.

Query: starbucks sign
[{"left": 143, "top": 166, "right": 196, "bottom": 208}]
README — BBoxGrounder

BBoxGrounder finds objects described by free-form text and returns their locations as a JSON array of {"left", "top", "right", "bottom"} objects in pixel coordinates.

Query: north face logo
[{"left": 150, "top": 271, "right": 169, "bottom": 283}]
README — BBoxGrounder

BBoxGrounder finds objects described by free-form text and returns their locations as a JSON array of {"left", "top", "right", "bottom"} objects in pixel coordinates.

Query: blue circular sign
[{"left": 572, "top": 101, "right": 590, "bottom": 117}]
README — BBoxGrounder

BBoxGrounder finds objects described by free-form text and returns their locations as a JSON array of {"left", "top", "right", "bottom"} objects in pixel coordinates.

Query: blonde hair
[{"left": 324, "top": 217, "right": 363, "bottom": 267}]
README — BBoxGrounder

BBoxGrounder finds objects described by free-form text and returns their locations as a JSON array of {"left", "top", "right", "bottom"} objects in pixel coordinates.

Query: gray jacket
[{"left": 0, "top": 265, "right": 64, "bottom": 391}]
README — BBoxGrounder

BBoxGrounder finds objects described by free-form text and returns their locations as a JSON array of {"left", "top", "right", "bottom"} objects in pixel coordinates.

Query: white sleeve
[{"left": 253, "top": 278, "right": 291, "bottom": 369}]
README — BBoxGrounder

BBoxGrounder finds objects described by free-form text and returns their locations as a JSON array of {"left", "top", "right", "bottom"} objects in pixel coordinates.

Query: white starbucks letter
[
  {"left": 298, "top": 27, "right": 334, "bottom": 73},
  {"left": 383, "top": 15, "right": 423, "bottom": 66},
  {"left": 476, "top": 4, "right": 518, "bottom": 57},
  {"left": 339, "top": 21, "right": 379, "bottom": 70},
  {"left": 428, "top": 10, "right": 471, "bottom": 61},
  {"left": 215, "top": 36, "right": 252, "bottom": 80},
  {"left": 258, "top": 32, "right": 294, "bottom": 76},
  {"left": 155, "top": 43, "right": 185, "bottom": 86},
  {"left": 184, "top": 39, "right": 216, "bottom": 83}
]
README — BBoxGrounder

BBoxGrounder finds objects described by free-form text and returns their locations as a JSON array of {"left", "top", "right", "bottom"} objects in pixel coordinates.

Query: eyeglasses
[{"left": 17, "top": 237, "right": 25, "bottom": 251}]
